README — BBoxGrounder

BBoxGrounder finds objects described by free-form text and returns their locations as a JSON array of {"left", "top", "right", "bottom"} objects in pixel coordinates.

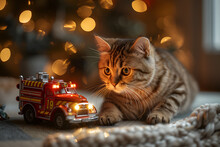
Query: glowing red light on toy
[
  {"left": 52, "top": 85, "right": 59, "bottom": 88},
  {"left": 71, "top": 84, "right": 76, "bottom": 88}
]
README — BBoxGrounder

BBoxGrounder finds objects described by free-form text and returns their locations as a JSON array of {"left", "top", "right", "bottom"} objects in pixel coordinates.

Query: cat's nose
[
  {"left": 112, "top": 82, "right": 117, "bottom": 87},
  {"left": 110, "top": 76, "right": 119, "bottom": 87}
]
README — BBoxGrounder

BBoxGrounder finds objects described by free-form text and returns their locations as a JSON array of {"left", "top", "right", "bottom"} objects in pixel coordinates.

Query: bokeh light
[
  {"left": 0, "top": 0, "right": 6, "bottom": 11},
  {"left": 52, "top": 59, "right": 68, "bottom": 76},
  {"left": 0, "top": 25, "right": 7, "bottom": 30},
  {"left": 160, "top": 36, "right": 172, "bottom": 44},
  {"left": 22, "top": 20, "right": 35, "bottom": 32},
  {"left": 132, "top": 0, "right": 147, "bottom": 13},
  {"left": 19, "top": 10, "right": 32, "bottom": 23},
  {"left": 80, "top": 17, "right": 96, "bottom": 32},
  {"left": 28, "top": 0, "right": 31, "bottom": 5},
  {"left": 0, "top": 48, "right": 11, "bottom": 62},
  {"left": 37, "top": 29, "right": 46, "bottom": 39},
  {"left": 99, "top": 0, "right": 114, "bottom": 9},
  {"left": 77, "top": 5, "right": 93, "bottom": 18},
  {"left": 64, "top": 21, "right": 76, "bottom": 32},
  {"left": 65, "top": 42, "right": 77, "bottom": 54}
]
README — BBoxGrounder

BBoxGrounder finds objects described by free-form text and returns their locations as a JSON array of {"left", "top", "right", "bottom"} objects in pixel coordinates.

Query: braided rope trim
[{"left": 43, "top": 103, "right": 220, "bottom": 147}]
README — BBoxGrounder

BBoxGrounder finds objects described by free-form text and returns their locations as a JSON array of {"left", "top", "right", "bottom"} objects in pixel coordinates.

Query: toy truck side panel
[
  {"left": 19, "top": 82, "right": 59, "bottom": 121},
  {"left": 19, "top": 80, "right": 45, "bottom": 118}
]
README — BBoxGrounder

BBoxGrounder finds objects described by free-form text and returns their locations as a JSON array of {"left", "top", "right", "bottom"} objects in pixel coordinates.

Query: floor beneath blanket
[{"left": 0, "top": 78, "right": 220, "bottom": 147}]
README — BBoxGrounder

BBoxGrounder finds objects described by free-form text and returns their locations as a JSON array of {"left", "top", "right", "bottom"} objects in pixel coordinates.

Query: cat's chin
[
  {"left": 106, "top": 85, "right": 125, "bottom": 94},
  {"left": 112, "top": 89, "right": 124, "bottom": 94}
]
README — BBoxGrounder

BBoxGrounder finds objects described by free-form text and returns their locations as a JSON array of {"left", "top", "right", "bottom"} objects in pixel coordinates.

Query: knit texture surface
[{"left": 43, "top": 103, "right": 220, "bottom": 147}]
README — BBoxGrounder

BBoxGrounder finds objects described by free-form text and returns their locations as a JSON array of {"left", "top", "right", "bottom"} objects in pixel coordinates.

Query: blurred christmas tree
[{"left": 0, "top": 0, "right": 184, "bottom": 88}]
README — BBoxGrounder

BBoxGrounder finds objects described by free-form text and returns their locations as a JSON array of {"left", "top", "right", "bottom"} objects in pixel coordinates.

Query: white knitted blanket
[{"left": 43, "top": 103, "right": 220, "bottom": 147}]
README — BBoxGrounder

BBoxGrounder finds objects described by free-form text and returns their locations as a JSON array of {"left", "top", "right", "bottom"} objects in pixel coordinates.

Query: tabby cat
[{"left": 94, "top": 36, "right": 198, "bottom": 125}]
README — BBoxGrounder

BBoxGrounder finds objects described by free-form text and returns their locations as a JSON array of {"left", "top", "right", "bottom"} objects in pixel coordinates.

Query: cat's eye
[
  {"left": 121, "top": 67, "right": 131, "bottom": 76},
  {"left": 104, "top": 67, "right": 111, "bottom": 75}
]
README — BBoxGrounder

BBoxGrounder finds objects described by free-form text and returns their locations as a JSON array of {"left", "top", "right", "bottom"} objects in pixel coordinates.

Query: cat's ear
[
  {"left": 131, "top": 37, "right": 151, "bottom": 57},
  {"left": 94, "top": 35, "right": 111, "bottom": 52}
]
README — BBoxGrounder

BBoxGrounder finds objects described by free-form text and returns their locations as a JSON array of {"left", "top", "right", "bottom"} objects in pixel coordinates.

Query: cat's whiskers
[
  {"left": 127, "top": 88, "right": 143, "bottom": 110},
  {"left": 92, "top": 84, "right": 108, "bottom": 97},
  {"left": 88, "top": 47, "right": 100, "bottom": 55},
  {"left": 82, "top": 56, "right": 100, "bottom": 59},
  {"left": 121, "top": 88, "right": 131, "bottom": 119},
  {"left": 83, "top": 47, "right": 100, "bottom": 63},
  {"left": 103, "top": 87, "right": 111, "bottom": 97},
  {"left": 124, "top": 88, "right": 134, "bottom": 107},
  {"left": 128, "top": 86, "right": 152, "bottom": 118},
  {"left": 125, "top": 88, "right": 145, "bottom": 119},
  {"left": 137, "top": 88, "right": 152, "bottom": 113},
  {"left": 123, "top": 88, "right": 139, "bottom": 119},
  {"left": 87, "top": 83, "right": 105, "bottom": 93},
  {"left": 133, "top": 86, "right": 152, "bottom": 105},
  {"left": 95, "top": 88, "right": 106, "bottom": 97},
  {"left": 82, "top": 55, "right": 100, "bottom": 67},
  {"left": 98, "top": 87, "right": 108, "bottom": 96},
  {"left": 132, "top": 86, "right": 153, "bottom": 111}
]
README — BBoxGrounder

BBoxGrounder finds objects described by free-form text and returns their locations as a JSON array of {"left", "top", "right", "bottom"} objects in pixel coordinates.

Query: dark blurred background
[{"left": 0, "top": 0, "right": 220, "bottom": 91}]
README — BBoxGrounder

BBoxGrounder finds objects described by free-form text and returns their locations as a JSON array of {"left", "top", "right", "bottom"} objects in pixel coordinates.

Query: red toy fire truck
[{"left": 16, "top": 72, "right": 98, "bottom": 129}]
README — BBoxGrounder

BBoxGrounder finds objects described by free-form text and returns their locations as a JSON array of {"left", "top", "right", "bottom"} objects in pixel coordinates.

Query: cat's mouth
[{"left": 106, "top": 83, "right": 126, "bottom": 93}]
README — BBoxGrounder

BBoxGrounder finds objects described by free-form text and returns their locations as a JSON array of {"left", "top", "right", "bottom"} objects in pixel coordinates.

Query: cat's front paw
[
  {"left": 99, "top": 112, "right": 122, "bottom": 126},
  {"left": 147, "top": 112, "right": 170, "bottom": 125}
]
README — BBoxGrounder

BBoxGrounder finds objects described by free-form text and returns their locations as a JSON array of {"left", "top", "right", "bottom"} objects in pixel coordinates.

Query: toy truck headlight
[
  {"left": 88, "top": 104, "right": 93, "bottom": 109},
  {"left": 74, "top": 105, "right": 80, "bottom": 110},
  {"left": 88, "top": 104, "right": 96, "bottom": 113}
]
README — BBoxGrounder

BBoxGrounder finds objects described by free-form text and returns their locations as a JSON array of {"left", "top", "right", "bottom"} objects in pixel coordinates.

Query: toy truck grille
[
  {"left": 77, "top": 110, "right": 88, "bottom": 115},
  {"left": 77, "top": 104, "right": 89, "bottom": 115}
]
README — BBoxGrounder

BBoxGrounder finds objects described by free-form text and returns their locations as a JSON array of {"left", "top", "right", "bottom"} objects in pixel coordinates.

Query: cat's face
[{"left": 95, "top": 36, "right": 155, "bottom": 94}]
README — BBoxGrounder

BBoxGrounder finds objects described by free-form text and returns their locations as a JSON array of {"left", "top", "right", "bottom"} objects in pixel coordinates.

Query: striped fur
[{"left": 95, "top": 36, "right": 198, "bottom": 125}]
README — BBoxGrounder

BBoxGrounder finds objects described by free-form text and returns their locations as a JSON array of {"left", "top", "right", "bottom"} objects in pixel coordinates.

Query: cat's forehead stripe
[
  {"left": 115, "top": 46, "right": 125, "bottom": 67},
  {"left": 110, "top": 42, "right": 128, "bottom": 67}
]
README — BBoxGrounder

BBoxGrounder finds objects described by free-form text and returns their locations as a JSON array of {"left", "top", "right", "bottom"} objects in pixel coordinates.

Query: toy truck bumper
[{"left": 66, "top": 114, "right": 98, "bottom": 123}]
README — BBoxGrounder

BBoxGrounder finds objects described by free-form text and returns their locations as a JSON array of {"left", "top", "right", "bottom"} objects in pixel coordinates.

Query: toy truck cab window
[
  {"left": 66, "top": 87, "right": 77, "bottom": 94},
  {"left": 54, "top": 88, "right": 67, "bottom": 95}
]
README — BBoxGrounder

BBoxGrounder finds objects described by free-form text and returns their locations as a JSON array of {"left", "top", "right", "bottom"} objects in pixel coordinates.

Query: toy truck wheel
[
  {"left": 24, "top": 107, "right": 36, "bottom": 124},
  {"left": 54, "top": 112, "right": 68, "bottom": 129}
]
